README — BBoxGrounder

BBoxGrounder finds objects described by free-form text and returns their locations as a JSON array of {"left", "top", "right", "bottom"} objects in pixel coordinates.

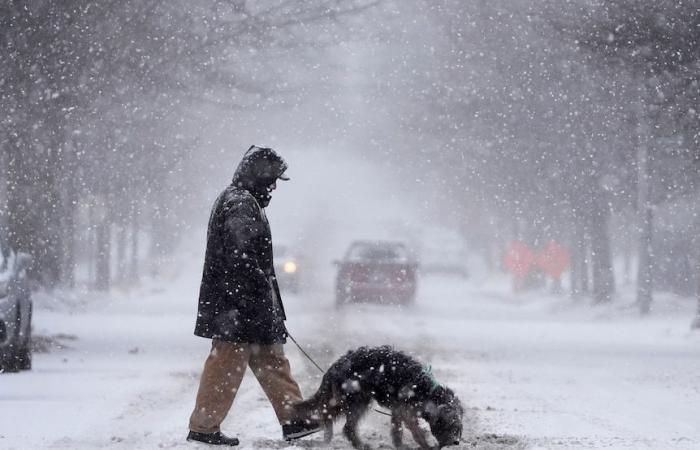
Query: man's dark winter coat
[{"left": 195, "top": 147, "right": 288, "bottom": 344}]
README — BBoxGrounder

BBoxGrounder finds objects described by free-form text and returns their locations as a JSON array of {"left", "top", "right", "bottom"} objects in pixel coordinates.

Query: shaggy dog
[{"left": 292, "top": 346, "right": 463, "bottom": 449}]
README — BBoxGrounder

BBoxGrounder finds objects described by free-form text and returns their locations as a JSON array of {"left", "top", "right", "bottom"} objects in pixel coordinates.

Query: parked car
[
  {"left": 0, "top": 237, "right": 33, "bottom": 372},
  {"left": 274, "top": 244, "right": 302, "bottom": 294},
  {"left": 334, "top": 240, "right": 417, "bottom": 307},
  {"left": 418, "top": 227, "right": 469, "bottom": 278}
]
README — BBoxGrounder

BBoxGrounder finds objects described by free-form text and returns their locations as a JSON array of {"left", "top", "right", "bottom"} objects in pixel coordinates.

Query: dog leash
[
  {"left": 287, "top": 330, "right": 392, "bottom": 417},
  {"left": 287, "top": 331, "right": 326, "bottom": 374}
]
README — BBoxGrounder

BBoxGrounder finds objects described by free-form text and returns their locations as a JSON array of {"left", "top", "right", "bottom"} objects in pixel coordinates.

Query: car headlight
[{"left": 283, "top": 261, "right": 297, "bottom": 274}]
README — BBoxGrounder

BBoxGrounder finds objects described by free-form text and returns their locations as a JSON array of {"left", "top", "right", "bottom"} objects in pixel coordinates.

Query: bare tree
[
  {"left": 552, "top": 0, "right": 700, "bottom": 313},
  {"left": 1, "top": 0, "right": 381, "bottom": 290}
]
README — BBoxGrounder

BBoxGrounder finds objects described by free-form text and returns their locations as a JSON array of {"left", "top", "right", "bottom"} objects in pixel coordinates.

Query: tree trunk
[
  {"left": 87, "top": 203, "right": 95, "bottom": 286},
  {"left": 0, "top": 138, "right": 7, "bottom": 236},
  {"left": 58, "top": 138, "right": 77, "bottom": 288},
  {"left": 636, "top": 122, "right": 653, "bottom": 314},
  {"left": 60, "top": 198, "right": 76, "bottom": 288},
  {"left": 581, "top": 226, "right": 590, "bottom": 296},
  {"left": 34, "top": 115, "right": 66, "bottom": 288},
  {"left": 95, "top": 219, "right": 111, "bottom": 291},
  {"left": 622, "top": 218, "right": 633, "bottom": 286},
  {"left": 6, "top": 131, "right": 58, "bottom": 285},
  {"left": 129, "top": 206, "right": 140, "bottom": 283},
  {"left": 149, "top": 206, "right": 169, "bottom": 277},
  {"left": 569, "top": 229, "right": 581, "bottom": 297},
  {"left": 116, "top": 224, "right": 127, "bottom": 283},
  {"left": 637, "top": 207, "right": 654, "bottom": 314},
  {"left": 570, "top": 218, "right": 589, "bottom": 298},
  {"left": 590, "top": 194, "right": 615, "bottom": 303},
  {"left": 690, "top": 222, "right": 700, "bottom": 330},
  {"left": 6, "top": 132, "right": 32, "bottom": 249},
  {"left": 692, "top": 286, "right": 700, "bottom": 330}
]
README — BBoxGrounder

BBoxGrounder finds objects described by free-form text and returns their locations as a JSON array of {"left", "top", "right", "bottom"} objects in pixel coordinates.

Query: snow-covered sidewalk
[{"left": 2, "top": 262, "right": 699, "bottom": 449}]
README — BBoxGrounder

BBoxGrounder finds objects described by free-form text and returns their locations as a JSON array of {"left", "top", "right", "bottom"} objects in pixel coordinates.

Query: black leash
[
  {"left": 287, "top": 330, "right": 392, "bottom": 417},
  {"left": 287, "top": 331, "right": 326, "bottom": 374}
]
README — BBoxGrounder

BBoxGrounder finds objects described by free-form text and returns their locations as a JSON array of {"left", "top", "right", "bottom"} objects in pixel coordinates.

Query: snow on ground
[{"left": 2, "top": 252, "right": 699, "bottom": 450}]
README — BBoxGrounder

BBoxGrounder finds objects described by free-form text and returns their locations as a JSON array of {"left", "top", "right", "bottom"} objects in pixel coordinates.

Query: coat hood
[
  {"left": 231, "top": 145, "right": 289, "bottom": 207},
  {"left": 232, "top": 146, "right": 289, "bottom": 185}
]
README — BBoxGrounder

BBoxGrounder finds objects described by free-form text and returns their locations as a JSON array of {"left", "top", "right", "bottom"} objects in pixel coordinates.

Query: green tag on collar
[{"left": 422, "top": 365, "right": 441, "bottom": 391}]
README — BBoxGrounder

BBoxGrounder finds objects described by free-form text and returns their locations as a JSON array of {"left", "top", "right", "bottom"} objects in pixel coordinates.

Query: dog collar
[{"left": 422, "top": 365, "right": 441, "bottom": 392}]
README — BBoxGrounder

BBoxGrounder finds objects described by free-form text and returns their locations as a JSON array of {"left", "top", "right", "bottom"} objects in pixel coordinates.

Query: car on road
[
  {"left": 274, "top": 244, "right": 303, "bottom": 293},
  {"left": 334, "top": 240, "right": 417, "bottom": 307},
  {"left": 0, "top": 237, "right": 33, "bottom": 372},
  {"left": 418, "top": 227, "right": 469, "bottom": 278}
]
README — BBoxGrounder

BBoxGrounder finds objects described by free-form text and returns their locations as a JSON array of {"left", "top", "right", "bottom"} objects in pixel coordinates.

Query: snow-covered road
[{"left": 2, "top": 260, "right": 699, "bottom": 450}]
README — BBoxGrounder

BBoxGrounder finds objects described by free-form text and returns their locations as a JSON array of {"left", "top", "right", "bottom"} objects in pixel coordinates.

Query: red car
[{"left": 334, "top": 241, "right": 417, "bottom": 307}]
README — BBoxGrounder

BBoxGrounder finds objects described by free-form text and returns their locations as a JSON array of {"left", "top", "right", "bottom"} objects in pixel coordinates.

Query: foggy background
[
  {"left": 2, "top": 1, "right": 700, "bottom": 449},
  {"left": 3, "top": 0, "right": 699, "bottom": 319}
]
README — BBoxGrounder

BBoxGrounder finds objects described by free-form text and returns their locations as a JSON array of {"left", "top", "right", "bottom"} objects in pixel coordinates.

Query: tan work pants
[{"left": 189, "top": 340, "right": 303, "bottom": 434}]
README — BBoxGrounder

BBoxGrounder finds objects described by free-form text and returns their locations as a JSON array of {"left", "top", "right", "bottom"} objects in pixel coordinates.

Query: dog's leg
[
  {"left": 390, "top": 409, "right": 405, "bottom": 449},
  {"left": 342, "top": 404, "right": 371, "bottom": 450},
  {"left": 405, "top": 416, "right": 432, "bottom": 450},
  {"left": 323, "top": 419, "right": 333, "bottom": 444}
]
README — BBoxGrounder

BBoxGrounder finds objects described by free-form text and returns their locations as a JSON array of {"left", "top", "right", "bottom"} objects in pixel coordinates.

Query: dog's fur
[{"left": 292, "top": 346, "right": 463, "bottom": 449}]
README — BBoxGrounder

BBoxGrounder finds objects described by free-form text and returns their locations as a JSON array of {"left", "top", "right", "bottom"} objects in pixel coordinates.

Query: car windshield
[{"left": 346, "top": 242, "right": 409, "bottom": 262}]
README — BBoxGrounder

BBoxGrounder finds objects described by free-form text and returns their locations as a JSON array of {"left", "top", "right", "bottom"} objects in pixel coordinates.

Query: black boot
[
  {"left": 283, "top": 420, "right": 321, "bottom": 441},
  {"left": 186, "top": 431, "right": 239, "bottom": 446}
]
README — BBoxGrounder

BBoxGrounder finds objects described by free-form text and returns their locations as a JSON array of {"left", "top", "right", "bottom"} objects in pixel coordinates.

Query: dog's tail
[{"left": 292, "top": 372, "right": 336, "bottom": 421}]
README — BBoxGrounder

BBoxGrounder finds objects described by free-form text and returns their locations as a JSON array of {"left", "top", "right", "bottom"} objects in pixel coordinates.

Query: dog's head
[
  {"left": 424, "top": 388, "right": 464, "bottom": 448},
  {"left": 431, "top": 403, "right": 463, "bottom": 447}
]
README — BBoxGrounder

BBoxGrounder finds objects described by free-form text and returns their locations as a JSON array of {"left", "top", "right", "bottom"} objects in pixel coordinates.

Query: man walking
[{"left": 187, "top": 146, "right": 318, "bottom": 446}]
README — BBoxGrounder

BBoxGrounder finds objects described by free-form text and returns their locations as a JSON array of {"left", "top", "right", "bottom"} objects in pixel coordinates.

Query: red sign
[
  {"left": 537, "top": 240, "right": 570, "bottom": 279},
  {"left": 503, "top": 241, "right": 535, "bottom": 277}
]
